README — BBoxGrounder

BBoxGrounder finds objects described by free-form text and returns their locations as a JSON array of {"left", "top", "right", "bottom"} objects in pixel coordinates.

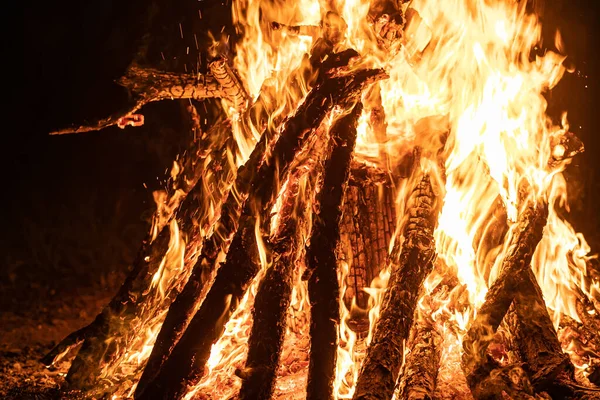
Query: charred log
[
  {"left": 50, "top": 59, "right": 247, "bottom": 135},
  {"left": 353, "top": 170, "right": 440, "bottom": 400},
  {"left": 135, "top": 68, "right": 388, "bottom": 399},
  {"left": 341, "top": 176, "right": 396, "bottom": 311},
  {"left": 64, "top": 126, "right": 236, "bottom": 389},
  {"left": 41, "top": 116, "right": 232, "bottom": 369},
  {"left": 305, "top": 102, "right": 363, "bottom": 400},
  {"left": 237, "top": 168, "right": 310, "bottom": 400},
  {"left": 396, "top": 310, "right": 442, "bottom": 400},
  {"left": 506, "top": 270, "right": 573, "bottom": 393},
  {"left": 462, "top": 202, "right": 549, "bottom": 396},
  {"left": 507, "top": 270, "right": 600, "bottom": 399}
]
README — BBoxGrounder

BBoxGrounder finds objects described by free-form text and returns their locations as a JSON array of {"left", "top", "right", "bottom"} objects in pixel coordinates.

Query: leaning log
[
  {"left": 396, "top": 307, "right": 442, "bottom": 400},
  {"left": 41, "top": 116, "right": 232, "bottom": 368},
  {"left": 462, "top": 201, "right": 549, "bottom": 395},
  {"left": 238, "top": 157, "right": 316, "bottom": 399},
  {"left": 134, "top": 68, "right": 389, "bottom": 400},
  {"left": 65, "top": 126, "right": 237, "bottom": 389},
  {"left": 50, "top": 58, "right": 246, "bottom": 135},
  {"left": 353, "top": 169, "right": 440, "bottom": 400},
  {"left": 305, "top": 102, "right": 363, "bottom": 400}
]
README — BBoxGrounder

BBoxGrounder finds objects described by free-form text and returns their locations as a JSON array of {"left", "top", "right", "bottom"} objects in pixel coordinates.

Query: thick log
[
  {"left": 65, "top": 126, "right": 236, "bottom": 389},
  {"left": 50, "top": 59, "right": 246, "bottom": 135},
  {"left": 506, "top": 270, "right": 573, "bottom": 392},
  {"left": 353, "top": 170, "right": 440, "bottom": 400},
  {"left": 396, "top": 310, "right": 442, "bottom": 400},
  {"left": 135, "top": 68, "right": 388, "bottom": 400},
  {"left": 305, "top": 103, "right": 363, "bottom": 400},
  {"left": 40, "top": 116, "right": 231, "bottom": 368},
  {"left": 237, "top": 160, "right": 315, "bottom": 400},
  {"left": 507, "top": 270, "right": 600, "bottom": 399},
  {"left": 462, "top": 202, "right": 549, "bottom": 395}
]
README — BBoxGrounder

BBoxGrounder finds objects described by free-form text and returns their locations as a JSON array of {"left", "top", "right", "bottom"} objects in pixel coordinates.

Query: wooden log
[
  {"left": 49, "top": 58, "right": 245, "bottom": 135},
  {"left": 237, "top": 158, "right": 316, "bottom": 400},
  {"left": 461, "top": 202, "right": 549, "bottom": 395},
  {"left": 505, "top": 270, "right": 574, "bottom": 393},
  {"left": 134, "top": 68, "right": 388, "bottom": 399},
  {"left": 40, "top": 116, "right": 231, "bottom": 368},
  {"left": 65, "top": 126, "right": 236, "bottom": 389},
  {"left": 353, "top": 169, "right": 440, "bottom": 400},
  {"left": 208, "top": 58, "right": 251, "bottom": 111},
  {"left": 396, "top": 310, "right": 442, "bottom": 400},
  {"left": 507, "top": 271, "right": 600, "bottom": 398},
  {"left": 305, "top": 102, "right": 363, "bottom": 400}
]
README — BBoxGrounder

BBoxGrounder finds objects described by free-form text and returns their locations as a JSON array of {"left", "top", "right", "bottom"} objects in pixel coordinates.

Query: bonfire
[{"left": 34, "top": 0, "right": 599, "bottom": 399}]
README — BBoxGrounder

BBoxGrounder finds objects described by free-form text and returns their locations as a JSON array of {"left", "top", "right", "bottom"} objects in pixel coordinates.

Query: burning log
[
  {"left": 506, "top": 270, "right": 600, "bottom": 399},
  {"left": 395, "top": 305, "right": 442, "bottom": 400},
  {"left": 304, "top": 103, "right": 363, "bottom": 400},
  {"left": 40, "top": 116, "right": 232, "bottom": 368},
  {"left": 353, "top": 167, "right": 440, "bottom": 400},
  {"left": 237, "top": 164, "right": 314, "bottom": 400},
  {"left": 462, "top": 201, "right": 549, "bottom": 397},
  {"left": 134, "top": 67, "right": 388, "bottom": 399},
  {"left": 50, "top": 58, "right": 247, "bottom": 135},
  {"left": 64, "top": 127, "right": 237, "bottom": 390}
]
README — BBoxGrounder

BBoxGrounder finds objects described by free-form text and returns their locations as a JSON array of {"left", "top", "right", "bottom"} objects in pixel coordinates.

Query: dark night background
[{"left": 3, "top": 0, "right": 600, "bottom": 385}]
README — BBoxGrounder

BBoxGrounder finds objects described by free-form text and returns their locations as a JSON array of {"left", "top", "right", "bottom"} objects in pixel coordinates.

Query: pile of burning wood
[{"left": 44, "top": 0, "right": 599, "bottom": 399}]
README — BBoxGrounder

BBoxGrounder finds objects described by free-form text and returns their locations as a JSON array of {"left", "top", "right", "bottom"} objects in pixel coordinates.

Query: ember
[{"left": 8, "top": 0, "right": 600, "bottom": 399}]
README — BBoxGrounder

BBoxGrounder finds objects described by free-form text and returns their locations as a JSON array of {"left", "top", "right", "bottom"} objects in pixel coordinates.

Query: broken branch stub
[{"left": 134, "top": 68, "right": 388, "bottom": 400}]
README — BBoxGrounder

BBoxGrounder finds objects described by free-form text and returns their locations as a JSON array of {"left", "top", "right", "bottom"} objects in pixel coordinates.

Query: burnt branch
[
  {"left": 50, "top": 58, "right": 247, "bottom": 135},
  {"left": 305, "top": 102, "right": 363, "bottom": 400},
  {"left": 237, "top": 152, "right": 319, "bottom": 400}
]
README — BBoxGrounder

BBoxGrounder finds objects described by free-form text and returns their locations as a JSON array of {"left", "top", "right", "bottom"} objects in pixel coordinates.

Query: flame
[
  {"left": 226, "top": 0, "right": 597, "bottom": 393},
  {"left": 92, "top": 0, "right": 600, "bottom": 395}
]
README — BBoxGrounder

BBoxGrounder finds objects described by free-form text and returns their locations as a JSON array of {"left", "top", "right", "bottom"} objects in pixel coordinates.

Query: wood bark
[
  {"left": 353, "top": 170, "right": 439, "bottom": 400},
  {"left": 41, "top": 116, "right": 231, "bottom": 368},
  {"left": 305, "top": 102, "right": 363, "bottom": 400},
  {"left": 396, "top": 316, "right": 442, "bottom": 400},
  {"left": 462, "top": 202, "right": 548, "bottom": 396},
  {"left": 135, "top": 68, "right": 388, "bottom": 400}
]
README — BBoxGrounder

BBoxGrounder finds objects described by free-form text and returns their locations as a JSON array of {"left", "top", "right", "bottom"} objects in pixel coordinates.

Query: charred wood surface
[
  {"left": 305, "top": 102, "right": 363, "bottom": 400},
  {"left": 135, "top": 68, "right": 388, "bottom": 400},
  {"left": 462, "top": 202, "right": 548, "bottom": 396},
  {"left": 238, "top": 164, "right": 312, "bottom": 399},
  {"left": 396, "top": 313, "right": 442, "bottom": 400},
  {"left": 353, "top": 171, "right": 439, "bottom": 400},
  {"left": 42, "top": 117, "right": 231, "bottom": 368}
]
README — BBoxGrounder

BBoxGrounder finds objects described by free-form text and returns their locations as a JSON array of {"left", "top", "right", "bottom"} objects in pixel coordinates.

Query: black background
[{"left": 7, "top": 0, "right": 600, "bottom": 312}]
